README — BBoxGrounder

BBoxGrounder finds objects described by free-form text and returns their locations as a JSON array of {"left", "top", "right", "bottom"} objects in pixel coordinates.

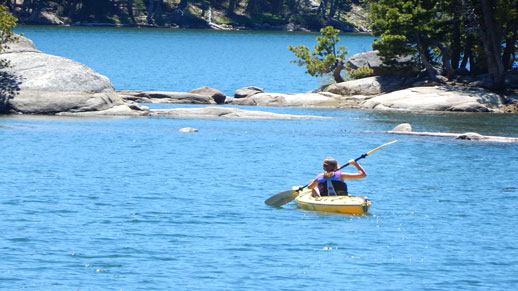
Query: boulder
[
  {"left": 347, "top": 51, "right": 382, "bottom": 71},
  {"left": 360, "top": 86, "right": 506, "bottom": 112},
  {"left": 189, "top": 86, "right": 226, "bottom": 104},
  {"left": 347, "top": 50, "right": 416, "bottom": 76},
  {"left": 234, "top": 86, "right": 264, "bottom": 99},
  {"left": 391, "top": 123, "right": 412, "bottom": 132},
  {"left": 456, "top": 132, "right": 484, "bottom": 141},
  {"left": 2, "top": 37, "right": 113, "bottom": 93},
  {"left": 324, "top": 76, "right": 416, "bottom": 96},
  {"left": 1, "top": 36, "right": 146, "bottom": 115}
]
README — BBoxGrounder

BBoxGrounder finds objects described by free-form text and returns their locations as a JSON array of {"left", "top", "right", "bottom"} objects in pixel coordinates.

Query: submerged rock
[
  {"left": 150, "top": 106, "right": 330, "bottom": 119},
  {"left": 178, "top": 127, "right": 199, "bottom": 132}
]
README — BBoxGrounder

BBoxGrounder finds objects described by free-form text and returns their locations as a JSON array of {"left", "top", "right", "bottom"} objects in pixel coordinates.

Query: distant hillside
[{"left": 5, "top": 0, "right": 373, "bottom": 32}]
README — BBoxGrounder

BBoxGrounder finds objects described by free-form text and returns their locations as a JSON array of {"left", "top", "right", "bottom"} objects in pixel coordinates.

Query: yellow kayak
[{"left": 294, "top": 188, "right": 371, "bottom": 215}]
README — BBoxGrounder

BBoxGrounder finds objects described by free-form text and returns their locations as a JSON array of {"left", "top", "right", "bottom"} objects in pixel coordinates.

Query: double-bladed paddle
[{"left": 264, "top": 140, "right": 398, "bottom": 207}]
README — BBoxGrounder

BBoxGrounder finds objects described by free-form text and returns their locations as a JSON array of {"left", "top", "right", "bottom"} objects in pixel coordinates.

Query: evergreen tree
[
  {"left": 0, "top": 4, "right": 18, "bottom": 68},
  {"left": 370, "top": 0, "right": 517, "bottom": 90},
  {"left": 289, "top": 26, "right": 348, "bottom": 82},
  {"left": 370, "top": 0, "right": 445, "bottom": 79},
  {"left": 0, "top": 4, "right": 19, "bottom": 113}
]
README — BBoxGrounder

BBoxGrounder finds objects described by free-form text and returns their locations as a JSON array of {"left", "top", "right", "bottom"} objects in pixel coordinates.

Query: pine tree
[{"left": 288, "top": 26, "right": 348, "bottom": 83}]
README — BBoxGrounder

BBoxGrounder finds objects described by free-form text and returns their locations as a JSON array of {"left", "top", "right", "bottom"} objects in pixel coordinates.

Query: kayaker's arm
[
  {"left": 307, "top": 178, "right": 321, "bottom": 197},
  {"left": 308, "top": 178, "right": 318, "bottom": 189},
  {"left": 340, "top": 159, "right": 367, "bottom": 179}
]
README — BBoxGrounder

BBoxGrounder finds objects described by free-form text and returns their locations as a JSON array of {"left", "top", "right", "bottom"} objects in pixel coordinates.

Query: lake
[
  {"left": 1, "top": 26, "right": 517, "bottom": 290},
  {"left": 15, "top": 25, "right": 375, "bottom": 95}
]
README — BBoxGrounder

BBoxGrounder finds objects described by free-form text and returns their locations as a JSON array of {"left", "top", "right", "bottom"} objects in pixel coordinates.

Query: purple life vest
[{"left": 316, "top": 171, "right": 348, "bottom": 196}]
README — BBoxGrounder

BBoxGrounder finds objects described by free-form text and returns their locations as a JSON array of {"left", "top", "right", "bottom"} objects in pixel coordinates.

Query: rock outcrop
[
  {"left": 324, "top": 76, "right": 417, "bottom": 96},
  {"left": 227, "top": 92, "right": 343, "bottom": 107},
  {"left": 0, "top": 36, "right": 148, "bottom": 115},
  {"left": 118, "top": 90, "right": 215, "bottom": 104},
  {"left": 360, "top": 86, "right": 506, "bottom": 112}
]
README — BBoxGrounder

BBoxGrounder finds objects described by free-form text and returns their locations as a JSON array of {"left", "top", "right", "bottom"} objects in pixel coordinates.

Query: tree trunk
[
  {"left": 319, "top": 0, "right": 327, "bottom": 18},
  {"left": 451, "top": 13, "right": 461, "bottom": 70},
  {"left": 227, "top": 0, "right": 237, "bottom": 15},
  {"left": 29, "top": 0, "right": 42, "bottom": 22},
  {"left": 147, "top": 0, "right": 155, "bottom": 24},
  {"left": 418, "top": 49, "right": 438, "bottom": 80},
  {"left": 502, "top": 17, "right": 517, "bottom": 70},
  {"left": 5, "top": 0, "right": 14, "bottom": 11},
  {"left": 329, "top": 0, "right": 337, "bottom": 18},
  {"left": 333, "top": 58, "right": 344, "bottom": 83},
  {"left": 127, "top": 0, "right": 136, "bottom": 24},
  {"left": 479, "top": 0, "right": 505, "bottom": 90},
  {"left": 289, "top": 0, "right": 301, "bottom": 16},
  {"left": 435, "top": 41, "right": 455, "bottom": 79},
  {"left": 415, "top": 33, "right": 438, "bottom": 80},
  {"left": 21, "top": 0, "right": 31, "bottom": 15},
  {"left": 178, "top": 0, "right": 189, "bottom": 11}
]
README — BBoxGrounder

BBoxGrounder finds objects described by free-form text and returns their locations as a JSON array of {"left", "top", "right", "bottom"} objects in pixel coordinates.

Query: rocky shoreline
[
  {"left": 1, "top": 35, "right": 517, "bottom": 142},
  {"left": 119, "top": 81, "right": 518, "bottom": 114}
]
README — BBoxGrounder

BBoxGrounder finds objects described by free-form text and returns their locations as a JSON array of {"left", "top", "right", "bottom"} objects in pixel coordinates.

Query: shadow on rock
[{"left": 0, "top": 71, "right": 21, "bottom": 114}]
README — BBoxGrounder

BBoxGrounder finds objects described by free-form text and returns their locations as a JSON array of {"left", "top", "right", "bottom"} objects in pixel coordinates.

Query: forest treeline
[{"left": 0, "top": 0, "right": 365, "bottom": 31}]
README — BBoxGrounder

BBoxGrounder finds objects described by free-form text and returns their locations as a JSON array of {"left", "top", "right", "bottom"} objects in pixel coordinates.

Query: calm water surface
[
  {"left": 15, "top": 25, "right": 375, "bottom": 95},
  {"left": 1, "top": 27, "right": 517, "bottom": 290}
]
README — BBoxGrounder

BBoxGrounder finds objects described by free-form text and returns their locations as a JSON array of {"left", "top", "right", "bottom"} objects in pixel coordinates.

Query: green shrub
[{"left": 347, "top": 66, "right": 374, "bottom": 80}]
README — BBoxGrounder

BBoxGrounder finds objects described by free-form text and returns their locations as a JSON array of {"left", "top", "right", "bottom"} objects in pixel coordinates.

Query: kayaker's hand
[{"left": 348, "top": 159, "right": 357, "bottom": 165}]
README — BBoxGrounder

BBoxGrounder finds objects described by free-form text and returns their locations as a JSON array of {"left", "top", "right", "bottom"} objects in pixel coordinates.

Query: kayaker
[{"left": 307, "top": 157, "right": 367, "bottom": 197}]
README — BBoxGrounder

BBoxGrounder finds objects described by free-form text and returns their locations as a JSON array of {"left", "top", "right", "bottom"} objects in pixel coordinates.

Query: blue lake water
[
  {"left": 2, "top": 26, "right": 518, "bottom": 290},
  {"left": 15, "top": 25, "right": 375, "bottom": 95}
]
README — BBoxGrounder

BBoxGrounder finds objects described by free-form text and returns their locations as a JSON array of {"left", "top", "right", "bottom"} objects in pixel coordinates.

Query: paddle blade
[
  {"left": 265, "top": 190, "right": 298, "bottom": 207},
  {"left": 366, "top": 140, "right": 398, "bottom": 156}
]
